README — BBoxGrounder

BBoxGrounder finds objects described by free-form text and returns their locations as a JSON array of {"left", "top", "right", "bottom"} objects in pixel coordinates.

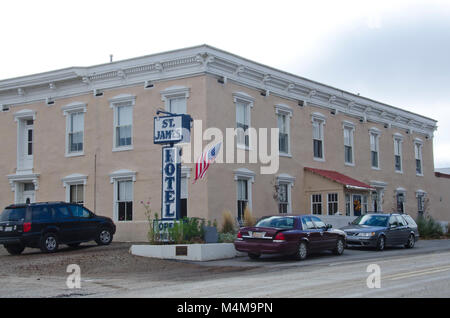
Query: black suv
[{"left": 0, "top": 202, "right": 116, "bottom": 255}]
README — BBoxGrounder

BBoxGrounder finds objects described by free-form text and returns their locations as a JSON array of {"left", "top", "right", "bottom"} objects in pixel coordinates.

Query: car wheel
[
  {"left": 68, "top": 243, "right": 81, "bottom": 248},
  {"left": 405, "top": 234, "right": 415, "bottom": 249},
  {"left": 248, "top": 253, "right": 260, "bottom": 260},
  {"left": 376, "top": 236, "right": 385, "bottom": 251},
  {"left": 95, "top": 228, "right": 113, "bottom": 245},
  {"left": 294, "top": 241, "right": 308, "bottom": 261},
  {"left": 5, "top": 244, "right": 25, "bottom": 255},
  {"left": 40, "top": 233, "right": 59, "bottom": 253},
  {"left": 333, "top": 238, "right": 345, "bottom": 255}
]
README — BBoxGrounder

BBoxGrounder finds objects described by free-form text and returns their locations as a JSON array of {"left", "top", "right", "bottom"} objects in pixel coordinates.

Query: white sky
[{"left": 1, "top": 0, "right": 449, "bottom": 168}]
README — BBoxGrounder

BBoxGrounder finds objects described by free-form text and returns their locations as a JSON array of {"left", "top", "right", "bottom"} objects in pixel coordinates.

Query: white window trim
[
  {"left": 62, "top": 173, "right": 87, "bottom": 203},
  {"left": 110, "top": 94, "right": 136, "bottom": 152},
  {"left": 369, "top": 128, "right": 381, "bottom": 170},
  {"left": 109, "top": 169, "right": 136, "bottom": 222},
  {"left": 160, "top": 86, "right": 190, "bottom": 113},
  {"left": 275, "top": 104, "right": 292, "bottom": 157},
  {"left": 62, "top": 102, "right": 87, "bottom": 157},
  {"left": 233, "top": 92, "right": 254, "bottom": 151},
  {"left": 310, "top": 193, "right": 323, "bottom": 215},
  {"left": 343, "top": 122, "right": 355, "bottom": 166},
  {"left": 276, "top": 173, "right": 295, "bottom": 214},
  {"left": 414, "top": 140, "right": 424, "bottom": 176},
  {"left": 393, "top": 134, "right": 404, "bottom": 174},
  {"left": 234, "top": 168, "right": 255, "bottom": 214},
  {"left": 327, "top": 193, "right": 339, "bottom": 215},
  {"left": 311, "top": 113, "right": 326, "bottom": 162}
]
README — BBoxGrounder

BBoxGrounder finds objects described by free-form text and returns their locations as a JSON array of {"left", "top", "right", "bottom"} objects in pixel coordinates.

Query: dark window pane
[
  {"left": 314, "top": 140, "right": 322, "bottom": 158},
  {"left": 345, "top": 145, "right": 352, "bottom": 163},
  {"left": 395, "top": 155, "right": 401, "bottom": 171},
  {"left": 180, "top": 198, "right": 187, "bottom": 218},
  {"left": 371, "top": 151, "right": 378, "bottom": 167},
  {"left": 126, "top": 202, "right": 133, "bottom": 221}
]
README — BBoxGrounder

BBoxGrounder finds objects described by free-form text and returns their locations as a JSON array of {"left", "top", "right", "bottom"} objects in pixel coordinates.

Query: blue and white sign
[
  {"left": 154, "top": 114, "right": 191, "bottom": 144},
  {"left": 161, "top": 146, "right": 181, "bottom": 220}
]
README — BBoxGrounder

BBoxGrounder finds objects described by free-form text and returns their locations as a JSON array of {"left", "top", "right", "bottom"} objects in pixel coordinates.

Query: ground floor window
[
  {"left": 396, "top": 192, "right": 405, "bottom": 213},
  {"left": 311, "top": 194, "right": 322, "bottom": 215},
  {"left": 180, "top": 175, "right": 188, "bottom": 219},
  {"left": 278, "top": 183, "right": 288, "bottom": 214},
  {"left": 69, "top": 184, "right": 84, "bottom": 205},
  {"left": 345, "top": 194, "right": 351, "bottom": 216},
  {"left": 117, "top": 180, "right": 133, "bottom": 221},
  {"left": 327, "top": 193, "right": 338, "bottom": 215},
  {"left": 237, "top": 179, "right": 249, "bottom": 223},
  {"left": 417, "top": 193, "right": 425, "bottom": 215}
]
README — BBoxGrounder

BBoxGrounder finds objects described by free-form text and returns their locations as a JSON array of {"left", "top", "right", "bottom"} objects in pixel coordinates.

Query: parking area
[{"left": 0, "top": 239, "right": 449, "bottom": 297}]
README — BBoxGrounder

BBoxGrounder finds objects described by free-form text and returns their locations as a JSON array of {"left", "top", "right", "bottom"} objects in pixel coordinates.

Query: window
[
  {"left": 417, "top": 192, "right": 425, "bottom": 215},
  {"left": 180, "top": 175, "right": 188, "bottom": 219},
  {"left": 345, "top": 194, "right": 351, "bottom": 216},
  {"left": 117, "top": 180, "right": 133, "bottom": 221},
  {"left": 311, "top": 216, "right": 326, "bottom": 229},
  {"left": 327, "top": 193, "right": 338, "bottom": 215},
  {"left": 394, "top": 137, "right": 403, "bottom": 172},
  {"left": 68, "top": 112, "right": 84, "bottom": 153},
  {"left": 353, "top": 194, "right": 362, "bottom": 216},
  {"left": 236, "top": 101, "right": 250, "bottom": 148},
  {"left": 55, "top": 205, "right": 71, "bottom": 219},
  {"left": 27, "top": 125, "right": 33, "bottom": 156},
  {"left": 362, "top": 195, "right": 368, "bottom": 214},
  {"left": 311, "top": 194, "right": 322, "bottom": 215},
  {"left": 415, "top": 142, "right": 423, "bottom": 175},
  {"left": 278, "top": 113, "right": 289, "bottom": 154},
  {"left": 278, "top": 183, "right": 288, "bottom": 214},
  {"left": 301, "top": 216, "right": 315, "bottom": 230},
  {"left": 370, "top": 131, "right": 380, "bottom": 168},
  {"left": 161, "top": 86, "right": 189, "bottom": 115},
  {"left": 69, "top": 205, "right": 91, "bottom": 218},
  {"left": 115, "top": 103, "right": 133, "bottom": 148},
  {"left": 69, "top": 184, "right": 84, "bottom": 205},
  {"left": 237, "top": 179, "right": 248, "bottom": 223},
  {"left": 343, "top": 126, "right": 354, "bottom": 165},
  {"left": 396, "top": 192, "right": 405, "bottom": 213},
  {"left": 312, "top": 119, "right": 324, "bottom": 159}
]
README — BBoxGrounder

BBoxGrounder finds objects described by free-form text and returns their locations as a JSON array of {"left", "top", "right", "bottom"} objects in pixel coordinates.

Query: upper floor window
[
  {"left": 370, "top": 130, "right": 380, "bottom": 169},
  {"left": 233, "top": 93, "right": 254, "bottom": 149},
  {"left": 62, "top": 102, "right": 86, "bottom": 157},
  {"left": 415, "top": 141, "right": 423, "bottom": 175},
  {"left": 394, "top": 135, "right": 403, "bottom": 172},
  {"left": 311, "top": 113, "right": 325, "bottom": 160},
  {"left": 161, "top": 86, "right": 190, "bottom": 115},
  {"left": 110, "top": 95, "right": 135, "bottom": 151},
  {"left": 343, "top": 124, "right": 354, "bottom": 165},
  {"left": 275, "top": 104, "right": 292, "bottom": 156}
]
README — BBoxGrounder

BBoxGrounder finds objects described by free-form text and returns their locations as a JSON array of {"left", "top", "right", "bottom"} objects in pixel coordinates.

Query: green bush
[
  {"left": 218, "top": 232, "right": 237, "bottom": 243},
  {"left": 416, "top": 215, "right": 444, "bottom": 239}
]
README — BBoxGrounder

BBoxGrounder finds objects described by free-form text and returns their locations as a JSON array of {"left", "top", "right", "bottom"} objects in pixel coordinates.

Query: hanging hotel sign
[
  {"left": 154, "top": 114, "right": 191, "bottom": 144},
  {"left": 161, "top": 146, "right": 181, "bottom": 220}
]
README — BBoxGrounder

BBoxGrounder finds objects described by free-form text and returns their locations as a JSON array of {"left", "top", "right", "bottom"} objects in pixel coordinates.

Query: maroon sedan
[{"left": 234, "top": 215, "right": 346, "bottom": 260}]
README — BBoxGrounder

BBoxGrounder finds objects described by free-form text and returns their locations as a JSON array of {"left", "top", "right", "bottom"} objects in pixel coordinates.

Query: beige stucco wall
[
  {"left": 430, "top": 175, "right": 450, "bottom": 222},
  {"left": 0, "top": 73, "right": 446, "bottom": 243}
]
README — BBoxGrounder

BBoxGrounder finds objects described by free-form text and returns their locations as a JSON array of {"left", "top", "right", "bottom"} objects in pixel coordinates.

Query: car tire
[
  {"left": 5, "top": 244, "right": 25, "bottom": 255},
  {"left": 40, "top": 233, "right": 59, "bottom": 253},
  {"left": 68, "top": 243, "right": 81, "bottom": 248},
  {"left": 405, "top": 234, "right": 415, "bottom": 249},
  {"left": 293, "top": 241, "right": 308, "bottom": 261},
  {"left": 376, "top": 236, "right": 385, "bottom": 251},
  {"left": 95, "top": 228, "right": 113, "bottom": 246},
  {"left": 248, "top": 253, "right": 260, "bottom": 260},
  {"left": 333, "top": 238, "right": 345, "bottom": 255}
]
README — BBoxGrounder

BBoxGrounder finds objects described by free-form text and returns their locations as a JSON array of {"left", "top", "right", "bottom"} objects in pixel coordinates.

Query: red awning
[{"left": 305, "top": 167, "right": 374, "bottom": 191}]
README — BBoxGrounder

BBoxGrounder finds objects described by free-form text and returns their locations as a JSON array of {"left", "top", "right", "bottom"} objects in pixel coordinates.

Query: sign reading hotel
[{"left": 161, "top": 146, "right": 181, "bottom": 219}]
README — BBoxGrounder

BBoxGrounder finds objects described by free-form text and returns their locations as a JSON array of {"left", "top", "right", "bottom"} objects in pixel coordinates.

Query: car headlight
[{"left": 357, "top": 232, "right": 376, "bottom": 237}]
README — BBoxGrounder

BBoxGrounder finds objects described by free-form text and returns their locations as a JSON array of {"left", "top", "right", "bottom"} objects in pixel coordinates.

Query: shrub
[
  {"left": 243, "top": 206, "right": 256, "bottom": 227},
  {"left": 221, "top": 209, "right": 236, "bottom": 234},
  {"left": 218, "top": 232, "right": 237, "bottom": 243},
  {"left": 416, "top": 215, "right": 444, "bottom": 239}
]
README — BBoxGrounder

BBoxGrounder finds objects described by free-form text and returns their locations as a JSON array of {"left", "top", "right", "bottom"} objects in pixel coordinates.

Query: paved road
[{"left": 0, "top": 239, "right": 449, "bottom": 297}]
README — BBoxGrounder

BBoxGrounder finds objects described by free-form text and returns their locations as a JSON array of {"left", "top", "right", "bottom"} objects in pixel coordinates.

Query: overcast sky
[{"left": 1, "top": 0, "right": 449, "bottom": 168}]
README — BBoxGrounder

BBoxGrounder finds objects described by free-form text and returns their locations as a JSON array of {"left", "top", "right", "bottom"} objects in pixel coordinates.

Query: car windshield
[
  {"left": 255, "top": 216, "right": 295, "bottom": 229},
  {"left": 0, "top": 208, "right": 26, "bottom": 222},
  {"left": 352, "top": 215, "right": 388, "bottom": 227}
]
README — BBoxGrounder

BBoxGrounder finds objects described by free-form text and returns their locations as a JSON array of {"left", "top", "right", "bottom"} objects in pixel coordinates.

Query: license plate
[
  {"left": 3, "top": 226, "right": 13, "bottom": 232},
  {"left": 252, "top": 232, "right": 266, "bottom": 238}
]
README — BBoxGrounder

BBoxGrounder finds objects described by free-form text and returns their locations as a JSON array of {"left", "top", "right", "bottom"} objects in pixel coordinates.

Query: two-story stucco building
[{"left": 0, "top": 45, "right": 447, "bottom": 241}]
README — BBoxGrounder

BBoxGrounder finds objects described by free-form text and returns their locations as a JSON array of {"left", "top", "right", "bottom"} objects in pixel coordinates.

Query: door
[
  {"left": 396, "top": 215, "right": 411, "bottom": 244},
  {"left": 301, "top": 216, "right": 323, "bottom": 250},
  {"left": 53, "top": 205, "right": 79, "bottom": 243},
  {"left": 386, "top": 215, "right": 402, "bottom": 245},
  {"left": 311, "top": 216, "right": 336, "bottom": 249},
  {"left": 22, "top": 121, "right": 34, "bottom": 170}
]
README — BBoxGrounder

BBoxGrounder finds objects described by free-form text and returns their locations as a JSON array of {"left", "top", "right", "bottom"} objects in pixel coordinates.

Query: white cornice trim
[
  {"left": 61, "top": 101, "right": 87, "bottom": 115},
  {"left": 274, "top": 104, "right": 293, "bottom": 117},
  {"left": 233, "top": 168, "right": 255, "bottom": 182},
  {"left": 109, "top": 169, "right": 136, "bottom": 183},
  {"left": 13, "top": 109, "right": 36, "bottom": 122},
  {"left": 232, "top": 92, "right": 255, "bottom": 107},
  {"left": 62, "top": 173, "right": 88, "bottom": 187},
  {"left": 108, "top": 94, "right": 136, "bottom": 106},
  {"left": 160, "top": 86, "right": 190, "bottom": 101},
  {"left": 0, "top": 44, "right": 437, "bottom": 137}
]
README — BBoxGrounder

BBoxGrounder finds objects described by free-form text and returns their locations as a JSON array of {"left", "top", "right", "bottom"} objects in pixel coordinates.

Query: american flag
[{"left": 194, "top": 142, "right": 222, "bottom": 182}]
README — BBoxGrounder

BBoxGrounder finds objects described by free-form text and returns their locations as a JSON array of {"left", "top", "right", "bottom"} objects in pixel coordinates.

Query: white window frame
[
  {"left": 233, "top": 92, "right": 254, "bottom": 150},
  {"left": 109, "top": 94, "right": 136, "bottom": 152},
  {"left": 393, "top": 134, "right": 404, "bottom": 173},
  {"left": 62, "top": 102, "right": 86, "bottom": 157},
  {"left": 109, "top": 169, "right": 136, "bottom": 222},
  {"left": 311, "top": 193, "right": 323, "bottom": 215},
  {"left": 276, "top": 173, "right": 295, "bottom": 214},
  {"left": 234, "top": 168, "right": 255, "bottom": 222},
  {"left": 343, "top": 121, "right": 355, "bottom": 166},
  {"left": 396, "top": 188, "right": 406, "bottom": 213},
  {"left": 416, "top": 190, "right": 426, "bottom": 214},
  {"left": 369, "top": 128, "right": 381, "bottom": 170},
  {"left": 160, "top": 86, "right": 190, "bottom": 114},
  {"left": 414, "top": 139, "right": 424, "bottom": 176},
  {"left": 311, "top": 112, "right": 326, "bottom": 161},
  {"left": 62, "top": 173, "right": 87, "bottom": 204},
  {"left": 275, "top": 104, "right": 292, "bottom": 157},
  {"left": 327, "top": 193, "right": 339, "bottom": 215}
]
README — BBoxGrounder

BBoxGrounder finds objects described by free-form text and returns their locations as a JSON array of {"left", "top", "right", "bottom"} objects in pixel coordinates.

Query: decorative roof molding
[{"left": 0, "top": 45, "right": 437, "bottom": 137}]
